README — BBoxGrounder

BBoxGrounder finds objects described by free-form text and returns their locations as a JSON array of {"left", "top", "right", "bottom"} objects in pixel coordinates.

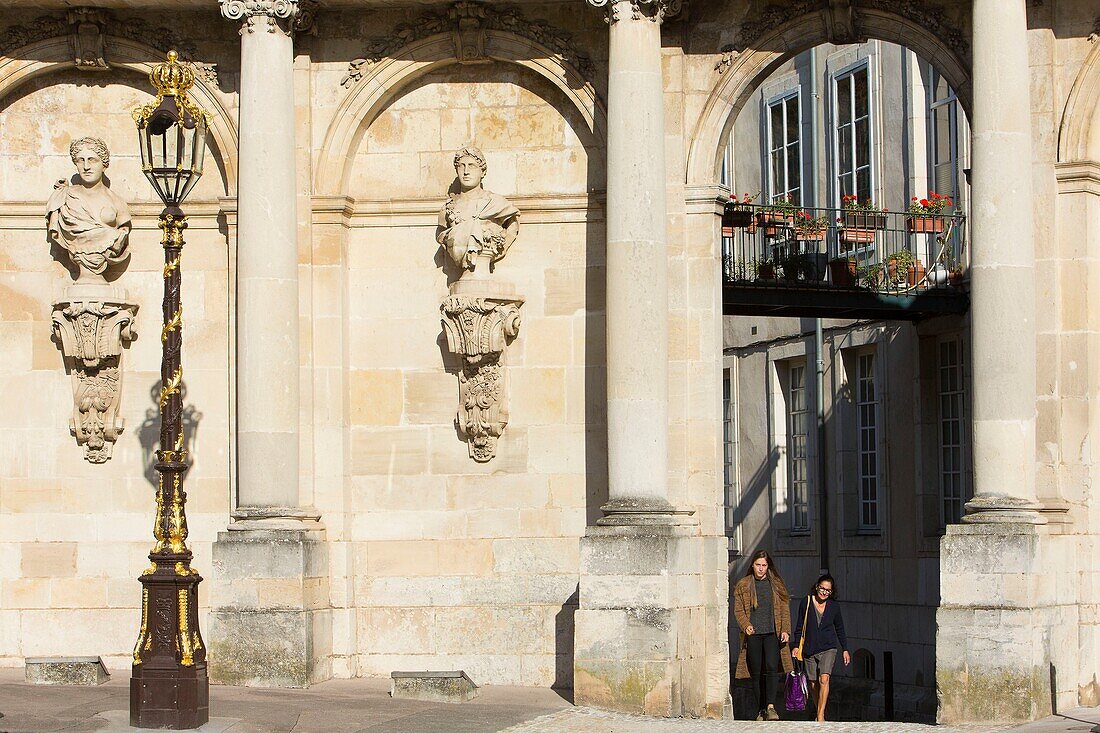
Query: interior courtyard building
[{"left": 0, "top": 0, "right": 1098, "bottom": 723}]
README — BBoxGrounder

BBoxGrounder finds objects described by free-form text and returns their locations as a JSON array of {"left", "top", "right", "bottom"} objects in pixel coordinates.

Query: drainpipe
[
  {"left": 815, "top": 319, "right": 829, "bottom": 574},
  {"left": 809, "top": 50, "right": 830, "bottom": 573}
]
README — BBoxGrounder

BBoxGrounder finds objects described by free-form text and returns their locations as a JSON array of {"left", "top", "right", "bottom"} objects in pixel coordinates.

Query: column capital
[
  {"left": 219, "top": 0, "right": 299, "bottom": 34},
  {"left": 586, "top": 0, "right": 683, "bottom": 24}
]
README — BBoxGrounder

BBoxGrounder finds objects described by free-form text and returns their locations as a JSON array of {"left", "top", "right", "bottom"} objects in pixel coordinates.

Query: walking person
[
  {"left": 733, "top": 550, "right": 793, "bottom": 720},
  {"left": 792, "top": 574, "right": 851, "bottom": 722}
]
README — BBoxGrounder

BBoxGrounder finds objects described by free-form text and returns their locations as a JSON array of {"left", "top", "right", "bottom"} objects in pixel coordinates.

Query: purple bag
[{"left": 784, "top": 666, "right": 809, "bottom": 712}]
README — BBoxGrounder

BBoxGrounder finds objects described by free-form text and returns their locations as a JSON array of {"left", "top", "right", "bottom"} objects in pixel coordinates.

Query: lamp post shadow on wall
[{"left": 129, "top": 50, "right": 211, "bottom": 730}]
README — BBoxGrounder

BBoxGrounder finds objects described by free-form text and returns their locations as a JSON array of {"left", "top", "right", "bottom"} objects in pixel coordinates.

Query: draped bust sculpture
[
  {"left": 437, "top": 146, "right": 520, "bottom": 278},
  {"left": 437, "top": 146, "right": 524, "bottom": 462},
  {"left": 47, "top": 136, "right": 138, "bottom": 463},
  {"left": 47, "top": 136, "right": 132, "bottom": 282}
]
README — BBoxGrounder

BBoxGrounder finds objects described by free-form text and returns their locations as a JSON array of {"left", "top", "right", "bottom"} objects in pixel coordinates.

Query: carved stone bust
[
  {"left": 46, "top": 136, "right": 131, "bottom": 282},
  {"left": 436, "top": 146, "right": 519, "bottom": 279}
]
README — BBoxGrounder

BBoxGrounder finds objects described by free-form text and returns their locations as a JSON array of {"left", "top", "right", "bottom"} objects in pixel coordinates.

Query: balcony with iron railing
[{"left": 721, "top": 201, "right": 970, "bottom": 321}]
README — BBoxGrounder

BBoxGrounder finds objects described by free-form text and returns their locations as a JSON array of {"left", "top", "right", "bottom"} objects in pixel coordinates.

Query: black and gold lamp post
[{"left": 130, "top": 50, "right": 210, "bottom": 730}]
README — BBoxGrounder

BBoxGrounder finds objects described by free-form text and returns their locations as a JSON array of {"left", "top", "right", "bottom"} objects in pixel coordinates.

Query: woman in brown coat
[{"left": 733, "top": 550, "right": 793, "bottom": 721}]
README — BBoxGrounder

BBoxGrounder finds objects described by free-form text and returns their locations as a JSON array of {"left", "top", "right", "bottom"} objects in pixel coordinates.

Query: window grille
[
  {"left": 788, "top": 363, "right": 810, "bottom": 531},
  {"left": 938, "top": 339, "right": 966, "bottom": 525},
  {"left": 857, "top": 352, "right": 879, "bottom": 529}
]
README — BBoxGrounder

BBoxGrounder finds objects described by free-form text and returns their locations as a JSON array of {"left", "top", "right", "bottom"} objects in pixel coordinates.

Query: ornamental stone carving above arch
[
  {"left": 0, "top": 9, "right": 218, "bottom": 83},
  {"left": 340, "top": 1, "right": 594, "bottom": 88}
]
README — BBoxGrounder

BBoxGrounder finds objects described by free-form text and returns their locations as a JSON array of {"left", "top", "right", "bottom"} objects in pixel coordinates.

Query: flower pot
[
  {"left": 907, "top": 260, "right": 927, "bottom": 287},
  {"left": 794, "top": 230, "right": 825, "bottom": 242},
  {"left": 829, "top": 258, "right": 857, "bottom": 287},
  {"left": 948, "top": 269, "right": 964, "bottom": 285},
  {"left": 723, "top": 205, "right": 755, "bottom": 230},
  {"left": 843, "top": 212, "right": 888, "bottom": 230},
  {"left": 757, "top": 263, "right": 776, "bottom": 280},
  {"left": 840, "top": 228, "right": 876, "bottom": 246},
  {"left": 756, "top": 212, "right": 792, "bottom": 236},
  {"left": 907, "top": 216, "right": 945, "bottom": 233}
]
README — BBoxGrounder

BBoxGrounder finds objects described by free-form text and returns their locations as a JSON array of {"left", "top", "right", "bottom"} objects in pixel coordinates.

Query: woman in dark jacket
[{"left": 791, "top": 574, "right": 851, "bottom": 721}]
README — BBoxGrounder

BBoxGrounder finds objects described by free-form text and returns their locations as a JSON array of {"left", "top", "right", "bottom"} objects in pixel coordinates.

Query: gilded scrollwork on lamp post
[
  {"left": 129, "top": 50, "right": 210, "bottom": 730},
  {"left": 437, "top": 146, "right": 523, "bottom": 462}
]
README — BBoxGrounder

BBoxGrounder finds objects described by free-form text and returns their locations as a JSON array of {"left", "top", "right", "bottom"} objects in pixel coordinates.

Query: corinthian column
[
  {"left": 574, "top": 1, "right": 724, "bottom": 719},
  {"left": 211, "top": 0, "right": 330, "bottom": 689},
  {"left": 589, "top": 0, "right": 689, "bottom": 525},
  {"left": 964, "top": 0, "right": 1043, "bottom": 524},
  {"left": 219, "top": 0, "right": 306, "bottom": 522}
]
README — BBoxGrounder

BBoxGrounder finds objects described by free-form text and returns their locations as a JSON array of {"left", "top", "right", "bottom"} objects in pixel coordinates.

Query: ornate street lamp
[{"left": 129, "top": 50, "right": 210, "bottom": 730}]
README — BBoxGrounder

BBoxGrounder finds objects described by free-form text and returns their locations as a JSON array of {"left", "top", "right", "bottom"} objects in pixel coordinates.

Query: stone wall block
[
  {"left": 20, "top": 543, "right": 77, "bottom": 578},
  {"left": 574, "top": 608, "right": 675, "bottom": 662},
  {"left": 940, "top": 525, "right": 1039, "bottom": 576}
]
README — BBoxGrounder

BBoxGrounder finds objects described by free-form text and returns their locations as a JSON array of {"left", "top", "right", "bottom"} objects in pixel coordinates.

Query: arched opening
[{"left": 718, "top": 35, "right": 971, "bottom": 724}]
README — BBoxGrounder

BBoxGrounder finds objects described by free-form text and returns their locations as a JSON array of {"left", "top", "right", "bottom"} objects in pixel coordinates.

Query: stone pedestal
[
  {"left": 574, "top": 526, "right": 729, "bottom": 718},
  {"left": 207, "top": 525, "right": 331, "bottom": 688},
  {"left": 936, "top": 524, "right": 1078, "bottom": 723}
]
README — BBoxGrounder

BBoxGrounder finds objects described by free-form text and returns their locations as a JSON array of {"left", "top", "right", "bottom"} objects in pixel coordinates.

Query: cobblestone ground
[{"left": 500, "top": 707, "right": 1017, "bottom": 733}]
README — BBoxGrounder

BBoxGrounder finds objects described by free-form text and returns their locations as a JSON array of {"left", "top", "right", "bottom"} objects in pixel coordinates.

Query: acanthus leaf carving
[
  {"left": 52, "top": 296, "right": 139, "bottom": 463},
  {"left": 341, "top": 1, "right": 593, "bottom": 88},
  {"left": 0, "top": 10, "right": 209, "bottom": 82},
  {"left": 441, "top": 295, "right": 523, "bottom": 462},
  {"left": 586, "top": 0, "right": 684, "bottom": 24}
]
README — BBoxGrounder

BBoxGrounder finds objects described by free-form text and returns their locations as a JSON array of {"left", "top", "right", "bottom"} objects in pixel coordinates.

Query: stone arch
[
  {"left": 0, "top": 36, "right": 238, "bottom": 193},
  {"left": 315, "top": 31, "right": 606, "bottom": 195},
  {"left": 686, "top": 9, "right": 971, "bottom": 186},
  {"left": 1058, "top": 41, "right": 1100, "bottom": 163}
]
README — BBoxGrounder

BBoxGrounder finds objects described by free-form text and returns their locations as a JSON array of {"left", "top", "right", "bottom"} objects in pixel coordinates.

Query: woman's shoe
[
  {"left": 755, "top": 710, "right": 765, "bottom": 721},
  {"left": 765, "top": 705, "right": 780, "bottom": 721}
]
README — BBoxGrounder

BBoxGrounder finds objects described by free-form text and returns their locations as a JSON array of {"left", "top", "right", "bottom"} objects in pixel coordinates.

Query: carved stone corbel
[
  {"left": 450, "top": 1, "right": 489, "bottom": 63},
  {"left": 441, "top": 295, "right": 524, "bottom": 462},
  {"left": 52, "top": 287, "right": 139, "bottom": 463},
  {"left": 67, "top": 9, "right": 110, "bottom": 71}
]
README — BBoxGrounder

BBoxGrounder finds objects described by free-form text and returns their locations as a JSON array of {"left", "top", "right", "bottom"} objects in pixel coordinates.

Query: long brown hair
[{"left": 743, "top": 550, "right": 789, "bottom": 605}]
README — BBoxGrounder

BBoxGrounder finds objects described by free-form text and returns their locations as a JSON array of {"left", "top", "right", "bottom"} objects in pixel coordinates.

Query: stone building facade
[{"left": 0, "top": 0, "right": 1096, "bottom": 723}]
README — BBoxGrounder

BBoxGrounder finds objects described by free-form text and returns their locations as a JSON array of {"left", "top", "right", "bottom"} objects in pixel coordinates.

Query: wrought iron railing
[{"left": 721, "top": 203, "right": 967, "bottom": 294}]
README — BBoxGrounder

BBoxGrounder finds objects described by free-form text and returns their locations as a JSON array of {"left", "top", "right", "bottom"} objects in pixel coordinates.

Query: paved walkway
[{"left": 0, "top": 670, "right": 1097, "bottom": 733}]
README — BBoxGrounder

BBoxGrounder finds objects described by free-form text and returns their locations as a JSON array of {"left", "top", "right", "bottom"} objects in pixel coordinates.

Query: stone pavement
[{"left": 0, "top": 669, "right": 1098, "bottom": 733}]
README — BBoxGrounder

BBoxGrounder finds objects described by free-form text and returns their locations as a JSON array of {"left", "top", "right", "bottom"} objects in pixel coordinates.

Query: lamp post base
[
  {"left": 130, "top": 664, "right": 209, "bottom": 729},
  {"left": 130, "top": 554, "right": 208, "bottom": 729}
]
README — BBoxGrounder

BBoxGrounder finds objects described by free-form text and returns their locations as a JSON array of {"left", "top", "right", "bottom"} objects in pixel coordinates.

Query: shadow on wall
[
  {"left": 137, "top": 380, "right": 204, "bottom": 488},
  {"left": 553, "top": 586, "right": 580, "bottom": 702}
]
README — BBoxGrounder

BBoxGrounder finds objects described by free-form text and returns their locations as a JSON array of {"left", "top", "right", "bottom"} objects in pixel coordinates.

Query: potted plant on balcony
[
  {"left": 756, "top": 257, "right": 776, "bottom": 280},
  {"left": 857, "top": 263, "right": 883, "bottom": 288},
  {"left": 829, "top": 256, "right": 857, "bottom": 287},
  {"left": 839, "top": 195, "right": 888, "bottom": 247},
  {"left": 793, "top": 210, "right": 829, "bottom": 242},
  {"left": 886, "top": 249, "right": 926, "bottom": 287},
  {"left": 722, "top": 192, "right": 758, "bottom": 235},
  {"left": 906, "top": 192, "right": 953, "bottom": 233},
  {"left": 755, "top": 195, "right": 797, "bottom": 235}
]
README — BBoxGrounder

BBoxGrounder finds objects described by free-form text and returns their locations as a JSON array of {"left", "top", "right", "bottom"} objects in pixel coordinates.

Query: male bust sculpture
[
  {"left": 436, "top": 146, "right": 519, "bottom": 277},
  {"left": 46, "top": 136, "right": 131, "bottom": 282}
]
